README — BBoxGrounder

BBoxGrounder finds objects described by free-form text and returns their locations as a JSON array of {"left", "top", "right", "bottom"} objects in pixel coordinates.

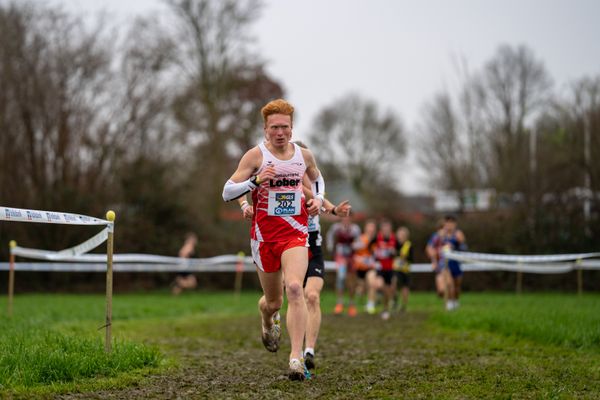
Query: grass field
[{"left": 1, "top": 291, "right": 599, "bottom": 399}]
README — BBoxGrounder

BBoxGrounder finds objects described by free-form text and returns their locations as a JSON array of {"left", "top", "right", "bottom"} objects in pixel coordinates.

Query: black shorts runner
[
  {"left": 304, "top": 231, "right": 325, "bottom": 286},
  {"left": 377, "top": 269, "right": 394, "bottom": 286},
  {"left": 356, "top": 269, "right": 371, "bottom": 280},
  {"left": 395, "top": 271, "right": 410, "bottom": 287}
]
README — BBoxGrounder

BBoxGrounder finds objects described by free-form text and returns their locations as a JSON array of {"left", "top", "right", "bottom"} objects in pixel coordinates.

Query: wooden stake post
[
  {"left": 8, "top": 240, "right": 16, "bottom": 317},
  {"left": 576, "top": 259, "right": 583, "bottom": 296},
  {"left": 105, "top": 211, "right": 115, "bottom": 353}
]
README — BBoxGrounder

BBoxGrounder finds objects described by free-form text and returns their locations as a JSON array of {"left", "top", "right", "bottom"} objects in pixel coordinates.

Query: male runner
[
  {"left": 295, "top": 141, "right": 351, "bottom": 371},
  {"left": 222, "top": 99, "right": 322, "bottom": 380},
  {"left": 426, "top": 215, "right": 467, "bottom": 310},
  {"left": 351, "top": 219, "right": 377, "bottom": 314},
  {"left": 392, "top": 226, "right": 413, "bottom": 312},
  {"left": 172, "top": 233, "right": 198, "bottom": 295},
  {"left": 326, "top": 215, "right": 361, "bottom": 316},
  {"left": 370, "top": 220, "right": 399, "bottom": 320}
]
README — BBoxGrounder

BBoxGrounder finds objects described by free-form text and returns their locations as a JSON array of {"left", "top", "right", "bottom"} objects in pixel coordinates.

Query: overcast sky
[{"left": 52, "top": 0, "right": 600, "bottom": 194}]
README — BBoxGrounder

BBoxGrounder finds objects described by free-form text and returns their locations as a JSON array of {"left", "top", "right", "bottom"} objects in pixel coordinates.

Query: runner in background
[
  {"left": 303, "top": 196, "right": 351, "bottom": 370},
  {"left": 172, "top": 232, "right": 198, "bottom": 295},
  {"left": 370, "top": 220, "right": 399, "bottom": 320},
  {"left": 426, "top": 218, "right": 448, "bottom": 299},
  {"left": 426, "top": 215, "right": 467, "bottom": 311},
  {"left": 326, "top": 215, "right": 361, "bottom": 316},
  {"left": 351, "top": 219, "right": 377, "bottom": 314},
  {"left": 392, "top": 226, "right": 413, "bottom": 312}
]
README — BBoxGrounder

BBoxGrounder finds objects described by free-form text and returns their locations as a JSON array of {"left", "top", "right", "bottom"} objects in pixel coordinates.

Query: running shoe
[
  {"left": 366, "top": 303, "right": 376, "bottom": 315},
  {"left": 261, "top": 312, "right": 281, "bottom": 352},
  {"left": 304, "top": 352, "right": 315, "bottom": 370},
  {"left": 288, "top": 358, "right": 312, "bottom": 381},
  {"left": 348, "top": 304, "right": 357, "bottom": 317},
  {"left": 334, "top": 303, "right": 344, "bottom": 315}
]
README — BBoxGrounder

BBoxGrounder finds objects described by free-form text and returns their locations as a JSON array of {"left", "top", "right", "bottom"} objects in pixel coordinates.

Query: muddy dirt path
[{"left": 59, "top": 310, "right": 435, "bottom": 399}]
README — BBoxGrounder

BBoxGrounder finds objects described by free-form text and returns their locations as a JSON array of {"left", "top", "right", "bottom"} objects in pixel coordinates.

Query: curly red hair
[{"left": 261, "top": 99, "right": 294, "bottom": 126}]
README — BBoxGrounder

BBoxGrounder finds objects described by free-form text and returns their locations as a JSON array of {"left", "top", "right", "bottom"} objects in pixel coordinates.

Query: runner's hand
[
  {"left": 242, "top": 205, "right": 254, "bottom": 220},
  {"left": 333, "top": 200, "right": 351, "bottom": 217},
  {"left": 306, "top": 198, "right": 322, "bottom": 216},
  {"left": 256, "top": 165, "right": 276, "bottom": 184}
]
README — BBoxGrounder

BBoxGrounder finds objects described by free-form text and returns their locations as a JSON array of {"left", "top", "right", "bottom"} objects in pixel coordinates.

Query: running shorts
[
  {"left": 305, "top": 231, "right": 325, "bottom": 283},
  {"left": 377, "top": 269, "right": 394, "bottom": 286},
  {"left": 251, "top": 236, "right": 308, "bottom": 273}
]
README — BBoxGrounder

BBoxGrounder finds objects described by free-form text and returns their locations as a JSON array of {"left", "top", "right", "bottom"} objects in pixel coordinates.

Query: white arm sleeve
[
  {"left": 311, "top": 173, "right": 325, "bottom": 203},
  {"left": 222, "top": 179, "right": 258, "bottom": 202}
]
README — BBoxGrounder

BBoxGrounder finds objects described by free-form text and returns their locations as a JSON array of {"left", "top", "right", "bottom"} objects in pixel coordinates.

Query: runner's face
[
  {"left": 381, "top": 223, "right": 392, "bottom": 236},
  {"left": 443, "top": 220, "right": 456, "bottom": 233},
  {"left": 264, "top": 114, "right": 292, "bottom": 149},
  {"left": 397, "top": 229, "right": 407, "bottom": 242}
]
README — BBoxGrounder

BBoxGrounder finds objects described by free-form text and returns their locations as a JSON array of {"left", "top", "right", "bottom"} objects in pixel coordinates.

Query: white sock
[{"left": 304, "top": 347, "right": 314, "bottom": 357}]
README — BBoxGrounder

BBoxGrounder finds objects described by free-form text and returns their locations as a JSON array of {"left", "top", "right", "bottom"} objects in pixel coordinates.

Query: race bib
[{"left": 268, "top": 191, "right": 301, "bottom": 216}]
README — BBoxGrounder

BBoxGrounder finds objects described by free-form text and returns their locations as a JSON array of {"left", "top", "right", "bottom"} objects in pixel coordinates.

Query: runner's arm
[
  {"left": 301, "top": 148, "right": 324, "bottom": 208},
  {"left": 222, "top": 148, "right": 263, "bottom": 202}
]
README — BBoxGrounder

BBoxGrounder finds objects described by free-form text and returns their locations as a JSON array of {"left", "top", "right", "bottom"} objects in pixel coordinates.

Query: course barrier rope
[
  {"left": 12, "top": 228, "right": 110, "bottom": 260},
  {"left": 1, "top": 206, "right": 110, "bottom": 226},
  {"left": 445, "top": 249, "right": 600, "bottom": 263},
  {"left": 2, "top": 204, "right": 116, "bottom": 351}
]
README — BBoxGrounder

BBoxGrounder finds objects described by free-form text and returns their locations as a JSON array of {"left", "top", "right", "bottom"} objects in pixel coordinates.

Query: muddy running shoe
[
  {"left": 366, "top": 302, "right": 376, "bottom": 315},
  {"left": 288, "top": 358, "right": 311, "bottom": 381},
  {"left": 334, "top": 303, "right": 344, "bottom": 315},
  {"left": 304, "top": 352, "right": 315, "bottom": 370},
  {"left": 261, "top": 312, "right": 281, "bottom": 352},
  {"left": 348, "top": 304, "right": 357, "bottom": 317}
]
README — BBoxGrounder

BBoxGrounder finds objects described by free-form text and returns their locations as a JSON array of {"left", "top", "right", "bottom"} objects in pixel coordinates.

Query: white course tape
[
  {"left": 445, "top": 249, "right": 600, "bottom": 264},
  {"left": 1, "top": 206, "right": 109, "bottom": 225},
  {"left": 11, "top": 228, "right": 110, "bottom": 260}
]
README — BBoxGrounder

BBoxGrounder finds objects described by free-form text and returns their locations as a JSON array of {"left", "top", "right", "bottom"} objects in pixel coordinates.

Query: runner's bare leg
[
  {"left": 281, "top": 246, "right": 309, "bottom": 360},
  {"left": 256, "top": 268, "right": 284, "bottom": 329},
  {"left": 304, "top": 276, "right": 324, "bottom": 351}
]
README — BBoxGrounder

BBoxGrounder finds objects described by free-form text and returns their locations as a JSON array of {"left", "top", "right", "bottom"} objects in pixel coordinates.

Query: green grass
[
  {"left": 0, "top": 293, "right": 172, "bottom": 395},
  {"left": 430, "top": 292, "right": 600, "bottom": 350},
  {"left": 1, "top": 290, "right": 600, "bottom": 398}
]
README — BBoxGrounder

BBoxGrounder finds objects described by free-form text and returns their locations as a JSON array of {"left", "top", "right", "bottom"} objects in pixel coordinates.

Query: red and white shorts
[{"left": 251, "top": 236, "right": 308, "bottom": 273}]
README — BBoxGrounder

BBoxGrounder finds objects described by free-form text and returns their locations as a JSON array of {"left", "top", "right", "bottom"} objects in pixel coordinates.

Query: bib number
[{"left": 268, "top": 191, "right": 301, "bottom": 216}]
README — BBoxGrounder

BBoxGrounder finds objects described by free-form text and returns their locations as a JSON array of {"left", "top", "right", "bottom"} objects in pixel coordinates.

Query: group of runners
[
  {"left": 222, "top": 98, "right": 467, "bottom": 381},
  {"left": 327, "top": 217, "right": 414, "bottom": 321},
  {"left": 327, "top": 214, "right": 467, "bottom": 318}
]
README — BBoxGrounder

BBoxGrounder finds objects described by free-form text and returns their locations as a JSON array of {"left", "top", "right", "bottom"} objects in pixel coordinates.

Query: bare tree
[
  {"left": 0, "top": 3, "right": 119, "bottom": 248},
  {"left": 418, "top": 45, "right": 552, "bottom": 196},
  {"left": 477, "top": 45, "right": 552, "bottom": 193},
  {"left": 308, "top": 93, "right": 406, "bottom": 195},
  {"left": 0, "top": 2, "right": 178, "bottom": 251}
]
